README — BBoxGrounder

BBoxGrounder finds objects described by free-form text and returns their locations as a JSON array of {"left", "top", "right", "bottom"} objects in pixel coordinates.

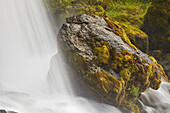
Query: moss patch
[{"left": 105, "top": 1, "right": 150, "bottom": 53}]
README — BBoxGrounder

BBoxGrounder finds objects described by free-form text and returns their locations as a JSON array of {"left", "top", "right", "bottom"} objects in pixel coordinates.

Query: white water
[
  {"left": 139, "top": 80, "right": 170, "bottom": 113},
  {"left": 0, "top": 0, "right": 169, "bottom": 113},
  {"left": 0, "top": 0, "right": 122, "bottom": 113}
]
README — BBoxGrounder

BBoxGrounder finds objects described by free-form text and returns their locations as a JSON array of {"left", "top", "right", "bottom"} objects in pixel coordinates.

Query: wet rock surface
[
  {"left": 0, "top": 110, "right": 17, "bottom": 113},
  {"left": 58, "top": 14, "right": 168, "bottom": 113},
  {"left": 0, "top": 110, "right": 7, "bottom": 113}
]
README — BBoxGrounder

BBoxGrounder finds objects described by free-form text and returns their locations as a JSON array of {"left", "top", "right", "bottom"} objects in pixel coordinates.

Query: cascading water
[
  {"left": 0, "top": 0, "right": 122, "bottom": 113},
  {"left": 0, "top": 0, "right": 169, "bottom": 113},
  {"left": 138, "top": 80, "right": 170, "bottom": 113},
  {"left": 0, "top": 0, "right": 57, "bottom": 94}
]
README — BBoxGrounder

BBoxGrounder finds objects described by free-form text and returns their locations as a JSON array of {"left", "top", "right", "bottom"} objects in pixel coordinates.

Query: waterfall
[
  {"left": 0, "top": 0, "right": 169, "bottom": 113},
  {"left": 0, "top": 0, "right": 57, "bottom": 94},
  {"left": 0, "top": 0, "right": 122, "bottom": 112}
]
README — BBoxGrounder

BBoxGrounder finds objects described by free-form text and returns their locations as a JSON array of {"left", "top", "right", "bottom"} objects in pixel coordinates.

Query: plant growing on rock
[{"left": 58, "top": 14, "right": 169, "bottom": 113}]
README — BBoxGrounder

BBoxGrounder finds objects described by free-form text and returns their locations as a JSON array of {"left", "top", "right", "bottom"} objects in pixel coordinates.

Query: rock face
[
  {"left": 58, "top": 14, "right": 168, "bottom": 113},
  {"left": 142, "top": 0, "right": 170, "bottom": 53}
]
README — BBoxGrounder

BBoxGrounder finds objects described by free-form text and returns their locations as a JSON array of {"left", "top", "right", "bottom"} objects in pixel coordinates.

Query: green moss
[
  {"left": 84, "top": 70, "right": 124, "bottom": 105},
  {"left": 121, "top": 49, "right": 132, "bottom": 55},
  {"left": 115, "top": 19, "right": 149, "bottom": 53},
  {"left": 56, "top": 1, "right": 169, "bottom": 111},
  {"left": 76, "top": 5, "right": 105, "bottom": 16},
  {"left": 104, "top": 18, "right": 131, "bottom": 44},
  {"left": 105, "top": 1, "right": 150, "bottom": 53},
  {"left": 104, "top": 18, "right": 139, "bottom": 52},
  {"left": 149, "top": 56, "right": 158, "bottom": 64},
  {"left": 94, "top": 43, "right": 110, "bottom": 64},
  {"left": 47, "top": 0, "right": 150, "bottom": 54},
  {"left": 60, "top": 34, "right": 168, "bottom": 113},
  {"left": 47, "top": 0, "right": 151, "bottom": 52},
  {"left": 119, "top": 69, "right": 131, "bottom": 81},
  {"left": 130, "top": 85, "right": 139, "bottom": 96},
  {"left": 83, "top": 0, "right": 113, "bottom": 9}
]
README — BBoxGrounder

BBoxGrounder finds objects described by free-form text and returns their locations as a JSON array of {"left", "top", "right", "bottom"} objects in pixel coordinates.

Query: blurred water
[
  {"left": 0, "top": 0, "right": 57, "bottom": 94},
  {"left": 0, "top": 0, "right": 122, "bottom": 113},
  {"left": 138, "top": 81, "right": 170, "bottom": 113}
]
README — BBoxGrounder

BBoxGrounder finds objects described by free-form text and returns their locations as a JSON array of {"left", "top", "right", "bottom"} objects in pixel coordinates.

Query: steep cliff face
[
  {"left": 142, "top": 0, "right": 170, "bottom": 53},
  {"left": 58, "top": 14, "right": 168, "bottom": 113}
]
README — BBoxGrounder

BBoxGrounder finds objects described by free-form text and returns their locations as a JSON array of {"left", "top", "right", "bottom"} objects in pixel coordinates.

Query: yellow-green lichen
[
  {"left": 104, "top": 18, "right": 138, "bottom": 52},
  {"left": 119, "top": 69, "right": 131, "bottom": 81},
  {"left": 94, "top": 44, "right": 110, "bottom": 64},
  {"left": 60, "top": 37, "right": 168, "bottom": 113}
]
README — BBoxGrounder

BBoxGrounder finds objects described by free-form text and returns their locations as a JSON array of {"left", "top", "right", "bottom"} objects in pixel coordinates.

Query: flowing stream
[{"left": 0, "top": 0, "right": 169, "bottom": 113}]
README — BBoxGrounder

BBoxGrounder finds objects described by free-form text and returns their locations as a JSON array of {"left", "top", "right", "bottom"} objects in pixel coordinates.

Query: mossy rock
[
  {"left": 50, "top": 0, "right": 149, "bottom": 54},
  {"left": 112, "top": 14, "right": 149, "bottom": 53},
  {"left": 58, "top": 14, "right": 169, "bottom": 113},
  {"left": 142, "top": 0, "right": 170, "bottom": 53},
  {"left": 105, "top": 1, "right": 150, "bottom": 53}
]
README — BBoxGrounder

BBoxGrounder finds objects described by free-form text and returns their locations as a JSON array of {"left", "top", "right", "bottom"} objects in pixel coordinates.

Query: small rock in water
[
  {"left": 0, "top": 110, "right": 7, "bottom": 113},
  {"left": 7, "top": 111, "right": 17, "bottom": 113}
]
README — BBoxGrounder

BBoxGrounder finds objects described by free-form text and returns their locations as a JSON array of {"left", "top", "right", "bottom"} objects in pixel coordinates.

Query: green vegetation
[
  {"left": 105, "top": 1, "right": 151, "bottom": 53},
  {"left": 46, "top": 0, "right": 151, "bottom": 53},
  {"left": 84, "top": 35, "right": 164, "bottom": 112},
  {"left": 106, "top": 1, "right": 150, "bottom": 19},
  {"left": 52, "top": 0, "right": 170, "bottom": 112},
  {"left": 130, "top": 85, "right": 139, "bottom": 96}
]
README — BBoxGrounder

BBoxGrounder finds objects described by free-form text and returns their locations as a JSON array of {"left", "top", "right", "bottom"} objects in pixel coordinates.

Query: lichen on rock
[{"left": 58, "top": 14, "right": 169, "bottom": 113}]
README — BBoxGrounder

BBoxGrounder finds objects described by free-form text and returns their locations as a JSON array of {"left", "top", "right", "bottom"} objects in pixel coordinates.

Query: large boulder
[
  {"left": 58, "top": 14, "right": 168, "bottom": 113},
  {"left": 142, "top": 0, "right": 170, "bottom": 53}
]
